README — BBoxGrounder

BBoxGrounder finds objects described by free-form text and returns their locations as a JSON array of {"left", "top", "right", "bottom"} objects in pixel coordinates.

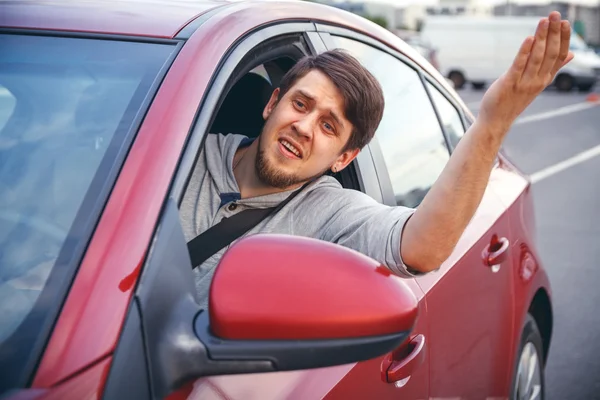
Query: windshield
[{"left": 0, "top": 33, "right": 175, "bottom": 391}]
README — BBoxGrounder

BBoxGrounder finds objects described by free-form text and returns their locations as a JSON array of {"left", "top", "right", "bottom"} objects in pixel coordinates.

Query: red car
[{"left": 0, "top": 1, "right": 552, "bottom": 399}]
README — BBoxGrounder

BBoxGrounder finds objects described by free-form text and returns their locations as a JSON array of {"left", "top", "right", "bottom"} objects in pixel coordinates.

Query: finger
[
  {"left": 508, "top": 36, "right": 535, "bottom": 83},
  {"left": 522, "top": 18, "right": 549, "bottom": 81},
  {"left": 539, "top": 12, "right": 562, "bottom": 76},
  {"left": 560, "top": 51, "right": 575, "bottom": 68},
  {"left": 551, "top": 21, "right": 572, "bottom": 75}
]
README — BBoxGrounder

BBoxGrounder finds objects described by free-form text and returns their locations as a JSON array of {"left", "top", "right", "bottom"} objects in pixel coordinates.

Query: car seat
[{"left": 210, "top": 73, "right": 274, "bottom": 138}]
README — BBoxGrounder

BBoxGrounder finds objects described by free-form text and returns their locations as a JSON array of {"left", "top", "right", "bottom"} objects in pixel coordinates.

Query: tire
[
  {"left": 448, "top": 71, "right": 466, "bottom": 90},
  {"left": 472, "top": 81, "right": 486, "bottom": 90},
  {"left": 555, "top": 74, "right": 574, "bottom": 92},
  {"left": 510, "top": 314, "right": 545, "bottom": 400},
  {"left": 578, "top": 83, "right": 595, "bottom": 92}
]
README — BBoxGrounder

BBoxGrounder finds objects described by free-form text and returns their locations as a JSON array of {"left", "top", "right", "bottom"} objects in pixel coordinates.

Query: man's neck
[{"left": 232, "top": 141, "right": 300, "bottom": 199}]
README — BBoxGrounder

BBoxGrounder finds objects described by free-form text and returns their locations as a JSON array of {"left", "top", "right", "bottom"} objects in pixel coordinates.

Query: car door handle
[
  {"left": 482, "top": 235, "right": 510, "bottom": 273},
  {"left": 381, "top": 334, "right": 426, "bottom": 386}
]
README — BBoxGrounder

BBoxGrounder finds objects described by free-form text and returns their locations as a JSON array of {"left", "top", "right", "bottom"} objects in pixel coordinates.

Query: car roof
[
  {"left": 0, "top": 0, "right": 229, "bottom": 38},
  {"left": 0, "top": 0, "right": 461, "bottom": 108}
]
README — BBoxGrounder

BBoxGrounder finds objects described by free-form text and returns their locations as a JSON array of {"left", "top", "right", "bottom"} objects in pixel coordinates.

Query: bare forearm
[{"left": 400, "top": 119, "right": 506, "bottom": 272}]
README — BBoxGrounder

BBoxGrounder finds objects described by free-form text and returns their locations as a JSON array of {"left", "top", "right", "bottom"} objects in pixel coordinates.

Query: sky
[{"left": 351, "top": 0, "right": 600, "bottom": 6}]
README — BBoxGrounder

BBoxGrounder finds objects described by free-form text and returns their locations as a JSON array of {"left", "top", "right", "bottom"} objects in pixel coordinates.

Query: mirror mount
[{"left": 195, "top": 312, "right": 409, "bottom": 372}]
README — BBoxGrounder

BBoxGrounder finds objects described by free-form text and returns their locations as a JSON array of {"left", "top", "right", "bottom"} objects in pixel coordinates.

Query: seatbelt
[{"left": 187, "top": 183, "right": 309, "bottom": 269}]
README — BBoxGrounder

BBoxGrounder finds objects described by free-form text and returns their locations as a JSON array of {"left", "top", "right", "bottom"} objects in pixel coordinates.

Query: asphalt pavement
[{"left": 459, "top": 84, "right": 600, "bottom": 399}]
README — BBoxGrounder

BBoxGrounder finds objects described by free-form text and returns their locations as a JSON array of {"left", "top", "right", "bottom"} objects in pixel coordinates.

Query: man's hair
[{"left": 277, "top": 49, "right": 385, "bottom": 152}]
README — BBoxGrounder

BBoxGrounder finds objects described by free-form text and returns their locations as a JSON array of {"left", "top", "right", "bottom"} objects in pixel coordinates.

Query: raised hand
[{"left": 478, "top": 11, "right": 575, "bottom": 134}]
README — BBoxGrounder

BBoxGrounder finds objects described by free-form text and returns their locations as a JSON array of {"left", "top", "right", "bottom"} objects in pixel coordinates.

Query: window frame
[
  {"left": 170, "top": 23, "right": 316, "bottom": 203},
  {"left": 169, "top": 23, "right": 385, "bottom": 205}
]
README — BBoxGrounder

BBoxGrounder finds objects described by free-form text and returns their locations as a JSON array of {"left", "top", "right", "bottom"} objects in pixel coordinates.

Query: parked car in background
[
  {"left": 1, "top": 1, "right": 552, "bottom": 399},
  {"left": 422, "top": 15, "right": 600, "bottom": 91}
]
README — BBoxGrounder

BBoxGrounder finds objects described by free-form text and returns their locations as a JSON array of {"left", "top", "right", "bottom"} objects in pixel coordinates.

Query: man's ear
[
  {"left": 263, "top": 88, "right": 281, "bottom": 120},
  {"left": 332, "top": 148, "right": 360, "bottom": 173}
]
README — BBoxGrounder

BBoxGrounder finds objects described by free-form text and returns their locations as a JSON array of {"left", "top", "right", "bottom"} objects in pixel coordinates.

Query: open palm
[{"left": 478, "top": 12, "right": 575, "bottom": 133}]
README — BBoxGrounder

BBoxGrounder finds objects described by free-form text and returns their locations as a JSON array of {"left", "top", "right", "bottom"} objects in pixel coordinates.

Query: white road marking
[
  {"left": 530, "top": 143, "right": 600, "bottom": 183},
  {"left": 515, "top": 101, "right": 599, "bottom": 125}
]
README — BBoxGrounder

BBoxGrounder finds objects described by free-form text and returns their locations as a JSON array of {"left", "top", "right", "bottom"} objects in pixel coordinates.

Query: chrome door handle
[{"left": 482, "top": 235, "right": 510, "bottom": 273}]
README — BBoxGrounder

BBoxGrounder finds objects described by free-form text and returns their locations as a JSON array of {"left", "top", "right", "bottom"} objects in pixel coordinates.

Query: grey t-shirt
[{"left": 180, "top": 133, "right": 416, "bottom": 308}]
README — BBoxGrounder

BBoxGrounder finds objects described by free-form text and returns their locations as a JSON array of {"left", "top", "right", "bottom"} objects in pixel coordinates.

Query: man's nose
[{"left": 292, "top": 113, "right": 316, "bottom": 140}]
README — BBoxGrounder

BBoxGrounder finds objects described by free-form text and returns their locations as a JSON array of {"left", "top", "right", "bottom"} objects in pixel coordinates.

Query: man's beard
[{"left": 255, "top": 134, "right": 328, "bottom": 189}]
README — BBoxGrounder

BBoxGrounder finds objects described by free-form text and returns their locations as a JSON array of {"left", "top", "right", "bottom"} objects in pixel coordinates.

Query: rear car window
[
  {"left": 331, "top": 36, "right": 451, "bottom": 208},
  {"left": 426, "top": 81, "right": 466, "bottom": 148},
  {"left": 0, "top": 33, "right": 175, "bottom": 390}
]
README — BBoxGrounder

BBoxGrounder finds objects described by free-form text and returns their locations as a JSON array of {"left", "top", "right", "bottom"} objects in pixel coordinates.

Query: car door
[
  {"left": 416, "top": 82, "right": 516, "bottom": 399},
  {"left": 323, "top": 29, "right": 516, "bottom": 398}
]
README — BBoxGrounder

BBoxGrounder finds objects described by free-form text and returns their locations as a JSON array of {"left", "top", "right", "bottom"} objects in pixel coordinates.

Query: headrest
[{"left": 210, "top": 73, "right": 273, "bottom": 138}]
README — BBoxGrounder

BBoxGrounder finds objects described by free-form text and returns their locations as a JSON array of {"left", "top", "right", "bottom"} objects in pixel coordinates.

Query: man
[{"left": 181, "top": 12, "right": 573, "bottom": 307}]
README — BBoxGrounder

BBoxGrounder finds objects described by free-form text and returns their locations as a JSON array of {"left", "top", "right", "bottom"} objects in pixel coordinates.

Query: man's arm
[{"left": 401, "top": 12, "right": 574, "bottom": 273}]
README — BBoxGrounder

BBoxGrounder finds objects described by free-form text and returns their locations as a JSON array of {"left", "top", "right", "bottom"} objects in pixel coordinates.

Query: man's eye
[
  {"left": 294, "top": 100, "right": 306, "bottom": 109},
  {"left": 323, "top": 122, "right": 334, "bottom": 133}
]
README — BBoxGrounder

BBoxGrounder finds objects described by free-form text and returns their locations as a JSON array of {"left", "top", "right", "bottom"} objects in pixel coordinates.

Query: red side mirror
[{"left": 210, "top": 234, "right": 418, "bottom": 341}]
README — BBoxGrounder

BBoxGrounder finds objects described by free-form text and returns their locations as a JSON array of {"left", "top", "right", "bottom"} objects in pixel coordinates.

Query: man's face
[{"left": 256, "top": 70, "right": 359, "bottom": 189}]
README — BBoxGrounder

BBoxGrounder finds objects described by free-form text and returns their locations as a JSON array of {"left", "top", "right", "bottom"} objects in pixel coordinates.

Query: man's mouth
[{"left": 278, "top": 138, "right": 302, "bottom": 159}]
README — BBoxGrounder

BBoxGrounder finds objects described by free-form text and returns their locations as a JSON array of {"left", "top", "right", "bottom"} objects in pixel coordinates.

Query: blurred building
[
  {"left": 315, "top": 0, "right": 494, "bottom": 31},
  {"left": 426, "top": 0, "right": 493, "bottom": 16},
  {"left": 494, "top": 2, "right": 600, "bottom": 46},
  {"left": 314, "top": 0, "right": 418, "bottom": 30}
]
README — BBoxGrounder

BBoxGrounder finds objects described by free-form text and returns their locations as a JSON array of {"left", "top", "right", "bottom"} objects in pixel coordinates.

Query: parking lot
[{"left": 460, "top": 85, "right": 600, "bottom": 399}]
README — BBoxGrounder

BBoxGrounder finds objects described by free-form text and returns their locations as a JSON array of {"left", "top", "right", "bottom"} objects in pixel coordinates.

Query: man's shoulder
[
  {"left": 305, "top": 175, "right": 376, "bottom": 204},
  {"left": 205, "top": 132, "right": 250, "bottom": 151}
]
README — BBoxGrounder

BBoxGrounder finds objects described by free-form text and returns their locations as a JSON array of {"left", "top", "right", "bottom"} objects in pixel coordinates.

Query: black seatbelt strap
[{"left": 187, "top": 182, "right": 309, "bottom": 269}]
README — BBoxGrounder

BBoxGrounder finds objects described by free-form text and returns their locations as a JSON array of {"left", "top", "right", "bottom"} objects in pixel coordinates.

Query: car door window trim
[
  {"left": 0, "top": 27, "right": 182, "bottom": 44},
  {"left": 170, "top": 22, "right": 378, "bottom": 202},
  {"left": 423, "top": 76, "right": 471, "bottom": 150},
  {"left": 170, "top": 23, "right": 317, "bottom": 202}
]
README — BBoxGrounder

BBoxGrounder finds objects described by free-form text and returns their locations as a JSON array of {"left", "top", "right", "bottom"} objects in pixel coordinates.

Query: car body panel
[
  {"left": 415, "top": 171, "right": 516, "bottom": 397},
  {"left": 0, "top": 0, "right": 223, "bottom": 38},
  {"left": 9, "top": 357, "right": 111, "bottom": 400},
  {"left": 490, "top": 156, "right": 553, "bottom": 374}
]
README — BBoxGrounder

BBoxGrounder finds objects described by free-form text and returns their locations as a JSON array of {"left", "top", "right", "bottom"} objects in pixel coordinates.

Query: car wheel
[
  {"left": 511, "top": 314, "right": 545, "bottom": 400},
  {"left": 472, "top": 81, "right": 485, "bottom": 90},
  {"left": 577, "top": 83, "right": 595, "bottom": 92},
  {"left": 555, "top": 74, "right": 574, "bottom": 92},
  {"left": 448, "top": 71, "right": 466, "bottom": 90}
]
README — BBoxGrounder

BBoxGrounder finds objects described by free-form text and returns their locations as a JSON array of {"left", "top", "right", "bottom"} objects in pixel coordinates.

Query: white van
[{"left": 420, "top": 16, "right": 600, "bottom": 92}]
